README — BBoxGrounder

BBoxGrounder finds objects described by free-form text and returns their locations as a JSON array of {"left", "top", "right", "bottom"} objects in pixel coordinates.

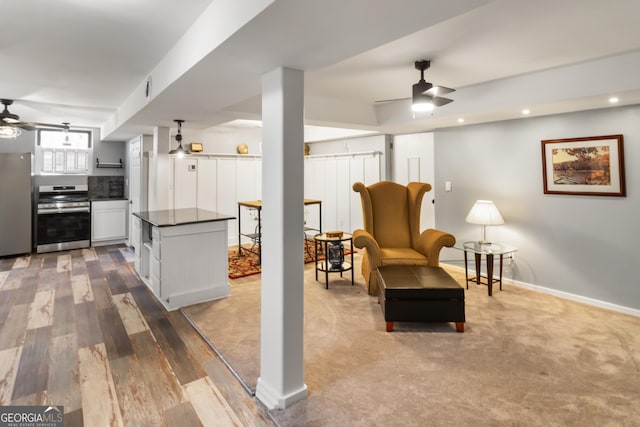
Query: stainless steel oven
[{"left": 36, "top": 184, "right": 91, "bottom": 253}]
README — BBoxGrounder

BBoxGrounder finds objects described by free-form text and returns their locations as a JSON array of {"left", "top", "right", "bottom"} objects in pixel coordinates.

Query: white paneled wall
[
  {"left": 171, "top": 152, "right": 382, "bottom": 245},
  {"left": 304, "top": 151, "right": 382, "bottom": 234},
  {"left": 172, "top": 154, "right": 262, "bottom": 245}
]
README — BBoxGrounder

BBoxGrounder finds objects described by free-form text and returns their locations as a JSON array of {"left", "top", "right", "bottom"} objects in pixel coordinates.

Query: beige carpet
[{"left": 182, "top": 255, "right": 640, "bottom": 426}]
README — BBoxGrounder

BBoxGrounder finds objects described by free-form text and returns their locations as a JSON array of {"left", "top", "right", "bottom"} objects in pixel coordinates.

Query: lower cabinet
[
  {"left": 92, "top": 200, "right": 128, "bottom": 244},
  {"left": 135, "top": 219, "right": 231, "bottom": 311}
]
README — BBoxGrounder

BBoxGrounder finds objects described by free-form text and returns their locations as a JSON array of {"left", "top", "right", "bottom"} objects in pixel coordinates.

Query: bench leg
[
  {"left": 386, "top": 321, "right": 394, "bottom": 332},
  {"left": 455, "top": 322, "right": 464, "bottom": 333}
]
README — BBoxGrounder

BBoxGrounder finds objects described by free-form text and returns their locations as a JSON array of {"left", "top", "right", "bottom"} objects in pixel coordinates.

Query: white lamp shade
[{"left": 465, "top": 200, "right": 504, "bottom": 225}]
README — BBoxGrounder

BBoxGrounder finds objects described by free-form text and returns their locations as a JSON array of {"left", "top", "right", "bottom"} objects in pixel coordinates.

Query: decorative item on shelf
[
  {"left": 168, "top": 119, "right": 190, "bottom": 158},
  {"left": 96, "top": 158, "right": 123, "bottom": 168},
  {"left": 304, "top": 143, "right": 310, "bottom": 156},
  {"left": 326, "top": 231, "right": 343, "bottom": 239},
  {"left": 190, "top": 142, "right": 203, "bottom": 152},
  {"left": 465, "top": 200, "right": 504, "bottom": 244},
  {"left": 327, "top": 241, "right": 344, "bottom": 269},
  {"left": 236, "top": 143, "right": 249, "bottom": 154}
]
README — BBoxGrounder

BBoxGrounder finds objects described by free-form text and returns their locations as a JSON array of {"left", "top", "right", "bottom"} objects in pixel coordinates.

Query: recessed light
[
  {"left": 522, "top": 109, "right": 530, "bottom": 115},
  {"left": 457, "top": 118, "right": 464, "bottom": 123},
  {"left": 609, "top": 97, "right": 619, "bottom": 104}
]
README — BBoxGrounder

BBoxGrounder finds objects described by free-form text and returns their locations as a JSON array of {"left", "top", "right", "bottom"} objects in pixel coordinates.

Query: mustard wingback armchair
[{"left": 352, "top": 181, "right": 456, "bottom": 295}]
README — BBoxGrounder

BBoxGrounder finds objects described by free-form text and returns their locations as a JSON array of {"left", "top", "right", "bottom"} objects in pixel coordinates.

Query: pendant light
[{"left": 168, "top": 119, "right": 190, "bottom": 158}]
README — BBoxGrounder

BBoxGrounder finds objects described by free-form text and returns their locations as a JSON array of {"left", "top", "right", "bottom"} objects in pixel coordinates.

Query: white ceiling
[{"left": 2, "top": 0, "right": 640, "bottom": 141}]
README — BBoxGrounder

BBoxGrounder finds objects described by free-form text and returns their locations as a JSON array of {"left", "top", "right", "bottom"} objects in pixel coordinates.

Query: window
[{"left": 37, "top": 128, "right": 92, "bottom": 174}]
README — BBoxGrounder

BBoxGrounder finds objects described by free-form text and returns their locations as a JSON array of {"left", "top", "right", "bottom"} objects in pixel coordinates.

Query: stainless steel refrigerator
[{"left": 0, "top": 153, "right": 32, "bottom": 257}]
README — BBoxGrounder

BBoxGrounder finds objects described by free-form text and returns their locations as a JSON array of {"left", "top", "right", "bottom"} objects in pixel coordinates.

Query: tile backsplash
[{"left": 88, "top": 175, "right": 125, "bottom": 199}]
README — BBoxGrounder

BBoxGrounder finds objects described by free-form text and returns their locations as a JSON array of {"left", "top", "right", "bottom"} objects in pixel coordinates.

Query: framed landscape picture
[{"left": 541, "top": 134, "right": 626, "bottom": 196}]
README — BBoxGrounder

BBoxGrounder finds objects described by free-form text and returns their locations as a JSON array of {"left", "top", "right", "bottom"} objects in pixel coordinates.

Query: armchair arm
[
  {"left": 414, "top": 228, "right": 456, "bottom": 267},
  {"left": 352, "top": 229, "right": 381, "bottom": 269}
]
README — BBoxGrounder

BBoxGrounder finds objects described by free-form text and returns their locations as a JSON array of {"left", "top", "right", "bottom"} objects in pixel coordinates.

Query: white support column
[
  {"left": 255, "top": 67, "right": 307, "bottom": 409},
  {"left": 149, "top": 126, "right": 172, "bottom": 211}
]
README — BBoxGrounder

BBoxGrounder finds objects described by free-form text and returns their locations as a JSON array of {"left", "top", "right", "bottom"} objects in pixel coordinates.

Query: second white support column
[{"left": 255, "top": 67, "right": 307, "bottom": 409}]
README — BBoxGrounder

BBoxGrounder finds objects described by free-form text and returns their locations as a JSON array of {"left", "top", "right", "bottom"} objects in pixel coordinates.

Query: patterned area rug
[{"left": 228, "top": 240, "right": 352, "bottom": 279}]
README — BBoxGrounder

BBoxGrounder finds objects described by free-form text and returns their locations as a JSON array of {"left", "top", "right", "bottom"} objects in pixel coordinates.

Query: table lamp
[{"left": 465, "top": 200, "right": 504, "bottom": 244}]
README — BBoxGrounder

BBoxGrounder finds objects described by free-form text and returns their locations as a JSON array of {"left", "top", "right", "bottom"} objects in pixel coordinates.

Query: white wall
[
  {"left": 392, "top": 132, "right": 436, "bottom": 230},
  {"left": 434, "top": 104, "right": 640, "bottom": 312}
]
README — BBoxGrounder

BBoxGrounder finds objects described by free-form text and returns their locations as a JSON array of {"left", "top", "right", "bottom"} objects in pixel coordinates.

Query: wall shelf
[{"left": 96, "top": 158, "right": 123, "bottom": 169}]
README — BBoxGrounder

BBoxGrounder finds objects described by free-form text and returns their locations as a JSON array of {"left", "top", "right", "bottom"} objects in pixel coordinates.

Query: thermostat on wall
[{"left": 190, "top": 142, "right": 203, "bottom": 152}]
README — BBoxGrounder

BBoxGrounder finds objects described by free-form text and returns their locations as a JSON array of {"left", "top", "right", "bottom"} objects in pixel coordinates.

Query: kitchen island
[{"left": 132, "top": 208, "right": 235, "bottom": 311}]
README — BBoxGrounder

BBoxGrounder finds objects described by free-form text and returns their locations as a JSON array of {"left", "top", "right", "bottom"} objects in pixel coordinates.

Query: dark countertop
[{"left": 133, "top": 208, "right": 236, "bottom": 227}]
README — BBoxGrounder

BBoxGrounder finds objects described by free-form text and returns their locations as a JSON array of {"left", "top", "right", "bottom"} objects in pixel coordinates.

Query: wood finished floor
[{"left": 0, "top": 245, "right": 276, "bottom": 427}]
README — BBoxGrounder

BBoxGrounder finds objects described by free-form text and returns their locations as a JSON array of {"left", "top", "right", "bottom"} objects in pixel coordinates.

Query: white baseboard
[{"left": 442, "top": 263, "right": 640, "bottom": 318}]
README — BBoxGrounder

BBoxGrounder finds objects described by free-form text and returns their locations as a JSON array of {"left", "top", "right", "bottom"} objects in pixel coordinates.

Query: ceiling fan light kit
[
  {"left": 0, "top": 124, "right": 21, "bottom": 139},
  {"left": 0, "top": 99, "right": 71, "bottom": 138},
  {"left": 410, "top": 60, "right": 455, "bottom": 112}
]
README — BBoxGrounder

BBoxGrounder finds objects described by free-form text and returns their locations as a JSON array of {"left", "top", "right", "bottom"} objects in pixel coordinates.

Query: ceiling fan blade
[
  {"left": 432, "top": 96, "right": 454, "bottom": 107},
  {"left": 424, "top": 85, "right": 455, "bottom": 96},
  {"left": 16, "top": 123, "right": 37, "bottom": 131},
  {"left": 375, "top": 97, "right": 410, "bottom": 104},
  {"left": 18, "top": 121, "right": 69, "bottom": 130}
]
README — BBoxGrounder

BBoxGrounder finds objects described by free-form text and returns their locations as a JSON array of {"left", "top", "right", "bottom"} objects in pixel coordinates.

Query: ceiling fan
[
  {"left": 376, "top": 60, "right": 455, "bottom": 112},
  {"left": 0, "top": 99, "right": 69, "bottom": 138}
]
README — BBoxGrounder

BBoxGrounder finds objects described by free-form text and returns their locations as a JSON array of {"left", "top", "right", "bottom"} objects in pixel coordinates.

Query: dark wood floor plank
[
  {"left": 118, "top": 265, "right": 144, "bottom": 289},
  {"left": 0, "top": 303, "right": 29, "bottom": 350},
  {"left": 97, "top": 306, "right": 133, "bottom": 360},
  {"left": 0, "top": 258, "right": 15, "bottom": 272},
  {"left": 42, "top": 254, "right": 57, "bottom": 269},
  {"left": 52, "top": 293, "right": 75, "bottom": 337},
  {"left": 0, "top": 289, "right": 17, "bottom": 325},
  {"left": 95, "top": 246, "right": 116, "bottom": 271},
  {"left": 14, "top": 272, "right": 38, "bottom": 305},
  {"left": 85, "top": 260, "right": 104, "bottom": 280},
  {"left": 105, "top": 270, "right": 128, "bottom": 296},
  {"left": 12, "top": 326, "right": 51, "bottom": 399},
  {"left": 167, "top": 312, "right": 216, "bottom": 368},
  {"left": 74, "top": 301, "right": 104, "bottom": 348},
  {"left": 129, "top": 285, "right": 166, "bottom": 323},
  {"left": 108, "top": 249, "right": 127, "bottom": 267},
  {"left": 149, "top": 317, "right": 206, "bottom": 385},
  {"left": 48, "top": 333, "right": 81, "bottom": 412},
  {"left": 90, "top": 278, "right": 113, "bottom": 310}
]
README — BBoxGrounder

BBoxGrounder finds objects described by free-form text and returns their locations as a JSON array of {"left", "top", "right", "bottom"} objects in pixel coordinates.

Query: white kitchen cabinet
[
  {"left": 133, "top": 209, "right": 234, "bottom": 310},
  {"left": 92, "top": 200, "right": 128, "bottom": 245}
]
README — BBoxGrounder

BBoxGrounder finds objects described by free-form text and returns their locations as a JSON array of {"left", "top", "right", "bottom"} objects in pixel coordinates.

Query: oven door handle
[{"left": 38, "top": 207, "right": 91, "bottom": 215}]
